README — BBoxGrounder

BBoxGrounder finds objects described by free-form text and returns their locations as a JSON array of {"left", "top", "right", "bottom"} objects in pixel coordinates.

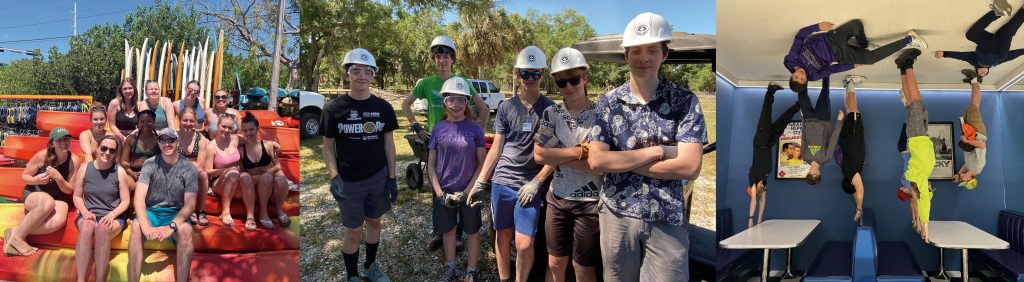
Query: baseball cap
[
  {"left": 157, "top": 127, "right": 178, "bottom": 139},
  {"left": 49, "top": 128, "right": 71, "bottom": 141},
  {"left": 958, "top": 178, "right": 978, "bottom": 190}
]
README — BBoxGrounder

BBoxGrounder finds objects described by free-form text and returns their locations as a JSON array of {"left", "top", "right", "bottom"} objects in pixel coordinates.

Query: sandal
[
  {"left": 853, "top": 208, "right": 863, "bottom": 224},
  {"left": 220, "top": 214, "right": 235, "bottom": 227},
  {"left": 245, "top": 217, "right": 258, "bottom": 231},
  {"left": 3, "top": 229, "right": 36, "bottom": 257},
  {"left": 277, "top": 213, "right": 291, "bottom": 228},
  {"left": 259, "top": 217, "right": 276, "bottom": 229},
  {"left": 197, "top": 211, "right": 209, "bottom": 226}
]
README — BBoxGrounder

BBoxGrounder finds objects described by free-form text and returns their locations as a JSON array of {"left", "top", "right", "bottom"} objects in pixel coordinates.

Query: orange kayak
[
  {"left": 281, "top": 156, "right": 299, "bottom": 184},
  {"left": 204, "top": 190, "right": 300, "bottom": 218},
  {"left": 0, "top": 203, "right": 299, "bottom": 252},
  {"left": 0, "top": 167, "right": 27, "bottom": 201},
  {"left": 258, "top": 126, "right": 299, "bottom": 156},
  {"left": 36, "top": 110, "right": 92, "bottom": 137},
  {"left": 0, "top": 243, "right": 299, "bottom": 282},
  {"left": 2, "top": 136, "right": 84, "bottom": 162}
]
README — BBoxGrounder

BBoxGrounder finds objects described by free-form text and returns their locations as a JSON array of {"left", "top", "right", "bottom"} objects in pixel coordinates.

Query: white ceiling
[{"left": 718, "top": 0, "right": 1024, "bottom": 91}]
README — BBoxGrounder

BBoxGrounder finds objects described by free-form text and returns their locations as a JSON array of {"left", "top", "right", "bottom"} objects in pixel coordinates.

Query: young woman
[
  {"left": 428, "top": 77, "right": 486, "bottom": 282},
  {"left": 120, "top": 110, "right": 160, "bottom": 186},
  {"left": 205, "top": 90, "right": 240, "bottom": 136},
  {"left": 106, "top": 78, "right": 138, "bottom": 143},
  {"left": 205, "top": 114, "right": 253, "bottom": 230},
  {"left": 174, "top": 80, "right": 208, "bottom": 136},
  {"left": 138, "top": 80, "right": 177, "bottom": 131},
  {"left": 238, "top": 112, "right": 291, "bottom": 229},
  {"left": 80, "top": 105, "right": 113, "bottom": 162},
  {"left": 178, "top": 108, "right": 211, "bottom": 226},
  {"left": 72, "top": 135, "right": 130, "bottom": 282},
  {"left": 4, "top": 128, "right": 80, "bottom": 256}
]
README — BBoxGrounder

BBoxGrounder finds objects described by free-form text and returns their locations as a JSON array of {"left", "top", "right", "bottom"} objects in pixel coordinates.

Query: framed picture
[
  {"left": 776, "top": 121, "right": 810, "bottom": 179},
  {"left": 927, "top": 122, "right": 955, "bottom": 180}
]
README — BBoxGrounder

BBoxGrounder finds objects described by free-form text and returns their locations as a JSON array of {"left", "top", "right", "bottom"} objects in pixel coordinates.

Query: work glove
[
  {"left": 517, "top": 178, "right": 543, "bottom": 207},
  {"left": 410, "top": 122, "right": 424, "bottom": 134},
  {"left": 467, "top": 181, "right": 490, "bottom": 208},
  {"left": 442, "top": 192, "right": 466, "bottom": 208},
  {"left": 385, "top": 177, "right": 398, "bottom": 204}
]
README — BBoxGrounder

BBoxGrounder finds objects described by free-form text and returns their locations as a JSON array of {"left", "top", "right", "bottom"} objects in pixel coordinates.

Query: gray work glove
[
  {"left": 517, "top": 178, "right": 543, "bottom": 207},
  {"left": 442, "top": 192, "right": 466, "bottom": 208},
  {"left": 467, "top": 181, "right": 490, "bottom": 208}
]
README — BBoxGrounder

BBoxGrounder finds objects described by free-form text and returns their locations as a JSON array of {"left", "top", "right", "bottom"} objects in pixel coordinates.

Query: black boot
[
  {"left": 961, "top": 69, "right": 979, "bottom": 84},
  {"left": 895, "top": 49, "right": 922, "bottom": 74},
  {"left": 767, "top": 82, "right": 784, "bottom": 94}
]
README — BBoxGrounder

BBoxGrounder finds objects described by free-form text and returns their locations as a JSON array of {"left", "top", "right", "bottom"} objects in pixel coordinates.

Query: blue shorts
[
  {"left": 491, "top": 183, "right": 543, "bottom": 237},
  {"left": 146, "top": 207, "right": 189, "bottom": 244},
  {"left": 76, "top": 214, "right": 127, "bottom": 230}
]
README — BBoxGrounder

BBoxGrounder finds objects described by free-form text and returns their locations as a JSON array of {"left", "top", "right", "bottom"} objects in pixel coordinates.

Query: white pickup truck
[
  {"left": 412, "top": 79, "right": 504, "bottom": 114},
  {"left": 299, "top": 90, "right": 325, "bottom": 138}
]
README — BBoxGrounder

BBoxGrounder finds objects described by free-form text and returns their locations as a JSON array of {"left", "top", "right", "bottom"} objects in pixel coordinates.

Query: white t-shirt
[
  {"left": 964, "top": 133, "right": 987, "bottom": 173},
  {"left": 534, "top": 103, "right": 602, "bottom": 201}
]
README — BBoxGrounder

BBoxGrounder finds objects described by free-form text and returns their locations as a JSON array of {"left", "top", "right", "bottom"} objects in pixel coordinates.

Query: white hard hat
[
  {"left": 514, "top": 46, "right": 547, "bottom": 70},
  {"left": 440, "top": 76, "right": 472, "bottom": 97},
  {"left": 430, "top": 35, "right": 456, "bottom": 53},
  {"left": 343, "top": 48, "right": 377, "bottom": 71},
  {"left": 621, "top": 12, "right": 672, "bottom": 48},
  {"left": 550, "top": 47, "right": 589, "bottom": 75}
]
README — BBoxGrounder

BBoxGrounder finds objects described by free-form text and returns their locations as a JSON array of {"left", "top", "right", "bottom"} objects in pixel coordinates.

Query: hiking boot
[
  {"left": 962, "top": 69, "right": 979, "bottom": 84},
  {"left": 363, "top": 262, "right": 390, "bottom": 282},
  {"left": 439, "top": 265, "right": 459, "bottom": 282},
  {"left": 907, "top": 30, "right": 928, "bottom": 49},
  {"left": 463, "top": 270, "right": 479, "bottom": 282},
  {"left": 767, "top": 82, "right": 784, "bottom": 94},
  {"left": 895, "top": 49, "right": 922, "bottom": 73},
  {"left": 429, "top": 233, "right": 443, "bottom": 250}
]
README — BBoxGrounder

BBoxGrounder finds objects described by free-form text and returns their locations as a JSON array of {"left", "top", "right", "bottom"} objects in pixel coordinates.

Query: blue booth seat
[
  {"left": 805, "top": 213, "right": 925, "bottom": 282},
  {"left": 876, "top": 242, "right": 925, "bottom": 282},
  {"left": 804, "top": 241, "right": 853, "bottom": 282},
  {"left": 972, "top": 210, "right": 1024, "bottom": 282},
  {"left": 716, "top": 208, "right": 760, "bottom": 281}
]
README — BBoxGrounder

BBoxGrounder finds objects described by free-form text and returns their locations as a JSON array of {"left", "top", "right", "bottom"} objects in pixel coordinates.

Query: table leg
[
  {"left": 937, "top": 248, "right": 949, "bottom": 280},
  {"left": 762, "top": 248, "right": 770, "bottom": 281},
  {"left": 783, "top": 248, "right": 797, "bottom": 279},
  {"left": 962, "top": 249, "right": 969, "bottom": 282}
]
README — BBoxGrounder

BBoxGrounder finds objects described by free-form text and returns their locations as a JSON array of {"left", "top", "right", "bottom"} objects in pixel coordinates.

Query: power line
[
  {"left": 0, "top": 36, "right": 73, "bottom": 44},
  {"left": 0, "top": 9, "right": 131, "bottom": 30}
]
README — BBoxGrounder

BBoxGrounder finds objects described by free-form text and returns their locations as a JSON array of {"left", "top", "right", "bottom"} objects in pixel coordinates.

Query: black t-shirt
[
  {"left": 839, "top": 112, "right": 865, "bottom": 193},
  {"left": 320, "top": 94, "right": 399, "bottom": 181},
  {"left": 748, "top": 147, "right": 773, "bottom": 187}
]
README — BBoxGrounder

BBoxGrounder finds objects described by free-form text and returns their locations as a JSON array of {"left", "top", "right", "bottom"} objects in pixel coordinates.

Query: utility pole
[
  {"left": 268, "top": 0, "right": 286, "bottom": 111},
  {"left": 72, "top": 1, "right": 77, "bottom": 36}
]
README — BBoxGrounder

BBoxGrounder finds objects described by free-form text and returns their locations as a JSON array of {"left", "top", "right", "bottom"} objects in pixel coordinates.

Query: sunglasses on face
[
  {"left": 98, "top": 145, "right": 117, "bottom": 154},
  {"left": 215, "top": 95, "right": 229, "bottom": 100},
  {"left": 555, "top": 76, "right": 582, "bottom": 88},
  {"left": 90, "top": 105, "right": 107, "bottom": 111},
  {"left": 443, "top": 96, "right": 467, "bottom": 106},
  {"left": 158, "top": 137, "right": 177, "bottom": 144},
  {"left": 519, "top": 70, "right": 543, "bottom": 80},
  {"left": 187, "top": 88, "right": 200, "bottom": 94}
]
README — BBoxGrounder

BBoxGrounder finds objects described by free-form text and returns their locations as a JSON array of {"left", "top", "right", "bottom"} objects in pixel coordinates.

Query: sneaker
[
  {"left": 844, "top": 75, "right": 865, "bottom": 92},
  {"left": 440, "top": 265, "right": 459, "bottom": 282},
  {"left": 992, "top": 0, "right": 1012, "bottom": 17},
  {"left": 907, "top": 30, "right": 928, "bottom": 49},
  {"left": 898, "top": 90, "right": 907, "bottom": 106},
  {"left": 463, "top": 270, "right": 479, "bottom": 282},
  {"left": 767, "top": 82, "right": 784, "bottom": 93},
  {"left": 363, "top": 262, "right": 391, "bottom": 282},
  {"left": 895, "top": 49, "right": 922, "bottom": 71},
  {"left": 429, "top": 233, "right": 443, "bottom": 250},
  {"left": 961, "top": 69, "right": 979, "bottom": 84}
]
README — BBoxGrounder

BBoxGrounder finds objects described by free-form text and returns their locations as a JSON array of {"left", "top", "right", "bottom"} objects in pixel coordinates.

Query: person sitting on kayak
[
  {"left": 120, "top": 110, "right": 160, "bottom": 189},
  {"left": 107, "top": 78, "right": 138, "bottom": 143},
  {"left": 128, "top": 128, "right": 198, "bottom": 282},
  {"left": 138, "top": 80, "right": 177, "bottom": 131},
  {"left": 5, "top": 128, "right": 80, "bottom": 257},
  {"left": 238, "top": 111, "right": 292, "bottom": 229},
  {"left": 80, "top": 105, "right": 113, "bottom": 162},
  {"left": 204, "top": 114, "right": 250, "bottom": 229},
  {"left": 177, "top": 108, "right": 211, "bottom": 226},
  {"left": 72, "top": 135, "right": 131, "bottom": 281}
]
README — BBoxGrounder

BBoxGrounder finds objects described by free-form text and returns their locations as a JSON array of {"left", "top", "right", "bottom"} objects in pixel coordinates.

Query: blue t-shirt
[
  {"left": 428, "top": 119, "right": 486, "bottom": 193},
  {"left": 590, "top": 78, "right": 708, "bottom": 226},
  {"left": 492, "top": 95, "right": 555, "bottom": 188}
]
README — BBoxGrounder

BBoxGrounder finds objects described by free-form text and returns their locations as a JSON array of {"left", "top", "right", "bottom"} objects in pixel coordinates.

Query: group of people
[
  {"left": 749, "top": 1, "right": 1011, "bottom": 242},
  {"left": 323, "top": 12, "right": 706, "bottom": 282},
  {"left": 4, "top": 79, "right": 293, "bottom": 282}
]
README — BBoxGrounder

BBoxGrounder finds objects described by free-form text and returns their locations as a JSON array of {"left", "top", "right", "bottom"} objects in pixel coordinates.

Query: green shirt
[
  {"left": 413, "top": 75, "right": 478, "bottom": 131},
  {"left": 906, "top": 136, "right": 935, "bottom": 223}
]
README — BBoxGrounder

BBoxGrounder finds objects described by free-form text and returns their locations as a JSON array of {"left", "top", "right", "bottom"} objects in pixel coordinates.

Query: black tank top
[
  {"left": 23, "top": 153, "right": 73, "bottom": 203},
  {"left": 115, "top": 107, "right": 138, "bottom": 135},
  {"left": 242, "top": 140, "right": 273, "bottom": 170}
]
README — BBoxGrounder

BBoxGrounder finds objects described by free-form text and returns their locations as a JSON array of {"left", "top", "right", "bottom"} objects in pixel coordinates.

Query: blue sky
[
  {"left": 0, "top": 1, "right": 148, "bottom": 63},
  {"left": 492, "top": 0, "right": 715, "bottom": 35}
]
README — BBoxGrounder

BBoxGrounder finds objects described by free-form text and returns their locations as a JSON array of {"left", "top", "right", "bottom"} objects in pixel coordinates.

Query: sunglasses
[
  {"left": 158, "top": 137, "right": 178, "bottom": 144},
  {"left": 443, "top": 96, "right": 467, "bottom": 106},
  {"left": 215, "top": 95, "right": 229, "bottom": 100},
  {"left": 218, "top": 113, "right": 236, "bottom": 118},
  {"left": 90, "top": 105, "right": 107, "bottom": 111},
  {"left": 555, "top": 76, "right": 582, "bottom": 88},
  {"left": 518, "top": 70, "right": 543, "bottom": 80},
  {"left": 98, "top": 145, "right": 117, "bottom": 154}
]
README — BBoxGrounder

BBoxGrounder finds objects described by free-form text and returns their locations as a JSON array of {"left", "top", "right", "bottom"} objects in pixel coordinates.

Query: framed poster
[
  {"left": 928, "top": 122, "right": 955, "bottom": 180},
  {"left": 776, "top": 121, "right": 810, "bottom": 179}
]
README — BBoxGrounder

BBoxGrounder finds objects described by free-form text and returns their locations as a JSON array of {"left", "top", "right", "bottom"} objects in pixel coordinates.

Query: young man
[
  {"left": 936, "top": 0, "right": 1024, "bottom": 81},
  {"left": 747, "top": 82, "right": 800, "bottom": 228},
  {"left": 895, "top": 123, "right": 923, "bottom": 233},
  {"left": 400, "top": 35, "right": 489, "bottom": 249},
  {"left": 468, "top": 46, "right": 555, "bottom": 282},
  {"left": 533, "top": 47, "right": 604, "bottom": 282},
  {"left": 838, "top": 75, "right": 867, "bottom": 223},
  {"left": 953, "top": 70, "right": 988, "bottom": 189},
  {"left": 587, "top": 12, "right": 707, "bottom": 281},
  {"left": 798, "top": 75, "right": 841, "bottom": 185},
  {"left": 785, "top": 19, "right": 926, "bottom": 94},
  {"left": 895, "top": 48, "right": 936, "bottom": 241},
  {"left": 321, "top": 48, "right": 399, "bottom": 282},
  {"left": 128, "top": 127, "right": 197, "bottom": 282}
]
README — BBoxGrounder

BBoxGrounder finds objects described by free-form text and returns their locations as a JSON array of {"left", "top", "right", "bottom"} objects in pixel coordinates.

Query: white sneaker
[
  {"left": 907, "top": 30, "right": 928, "bottom": 49},
  {"left": 992, "top": 0, "right": 1012, "bottom": 17},
  {"left": 844, "top": 75, "right": 864, "bottom": 93},
  {"left": 899, "top": 90, "right": 908, "bottom": 106}
]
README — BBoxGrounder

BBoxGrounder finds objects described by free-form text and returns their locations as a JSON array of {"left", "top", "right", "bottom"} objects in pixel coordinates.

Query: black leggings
[
  {"left": 753, "top": 91, "right": 800, "bottom": 148},
  {"left": 798, "top": 77, "right": 832, "bottom": 121},
  {"left": 967, "top": 9, "right": 1024, "bottom": 57},
  {"left": 826, "top": 19, "right": 907, "bottom": 65}
]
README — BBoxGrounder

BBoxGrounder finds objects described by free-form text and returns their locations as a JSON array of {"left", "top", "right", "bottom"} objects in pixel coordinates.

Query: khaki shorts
[{"left": 964, "top": 104, "right": 987, "bottom": 136}]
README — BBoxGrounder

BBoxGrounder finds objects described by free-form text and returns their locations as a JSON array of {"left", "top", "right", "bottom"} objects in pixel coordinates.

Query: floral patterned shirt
[{"left": 589, "top": 78, "right": 707, "bottom": 225}]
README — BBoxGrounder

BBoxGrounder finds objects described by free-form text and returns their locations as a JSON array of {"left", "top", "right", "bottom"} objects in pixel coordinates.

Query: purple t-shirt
[{"left": 428, "top": 119, "right": 486, "bottom": 193}]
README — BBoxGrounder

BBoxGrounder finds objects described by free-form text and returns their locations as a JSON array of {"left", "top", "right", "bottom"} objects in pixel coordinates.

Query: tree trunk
[{"left": 268, "top": 0, "right": 287, "bottom": 111}]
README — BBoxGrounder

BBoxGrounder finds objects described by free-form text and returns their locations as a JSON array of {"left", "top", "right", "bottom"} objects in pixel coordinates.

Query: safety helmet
[
  {"left": 430, "top": 35, "right": 456, "bottom": 54},
  {"left": 550, "top": 47, "right": 589, "bottom": 75},
  {"left": 514, "top": 46, "right": 547, "bottom": 70},
  {"left": 621, "top": 12, "right": 673, "bottom": 48},
  {"left": 440, "top": 77, "right": 472, "bottom": 98},
  {"left": 342, "top": 48, "right": 377, "bottom": 71}
]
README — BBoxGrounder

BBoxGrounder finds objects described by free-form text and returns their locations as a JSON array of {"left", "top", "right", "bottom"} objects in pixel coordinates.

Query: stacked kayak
[
  {"left": 2, "top": 136, "right": 85, "bottom": 162},
  {"left": 35, "top": 110, "right": 92, "bottom": 137}
]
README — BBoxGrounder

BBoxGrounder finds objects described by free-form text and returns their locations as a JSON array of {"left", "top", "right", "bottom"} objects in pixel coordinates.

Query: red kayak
[
  {"left": 2, "top": 136, "right": 84, "bottom": 162},
  {"left": 281, "top": 156, "right": 299, "bottom": 184},
  {"left": 203, "top": 190, "right": 300, "bottom": 218},
  {"left": 0, "top": 243, "right": 299, "bottom": 282},
  {"left": 0, "top": 167, "right": 26, "bottom": 201},
  {"left": 36, "top": 110, "right": 92, "bottom": 137},
  {"left": 259, "top": 127, "right": 299, "bottom": 156},
  {"left": 0, "top": 203, "right": 299, "bottom": 252}
]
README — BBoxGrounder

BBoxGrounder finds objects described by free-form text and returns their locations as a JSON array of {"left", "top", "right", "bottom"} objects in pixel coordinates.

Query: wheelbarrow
[{"left": 403, "top": 133, "right": 431, "bottom": 192}]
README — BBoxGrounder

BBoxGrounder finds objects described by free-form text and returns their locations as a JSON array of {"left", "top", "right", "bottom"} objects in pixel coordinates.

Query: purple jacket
[{"left": 783, "top": 23, "right": 854, "bottom": 81}]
